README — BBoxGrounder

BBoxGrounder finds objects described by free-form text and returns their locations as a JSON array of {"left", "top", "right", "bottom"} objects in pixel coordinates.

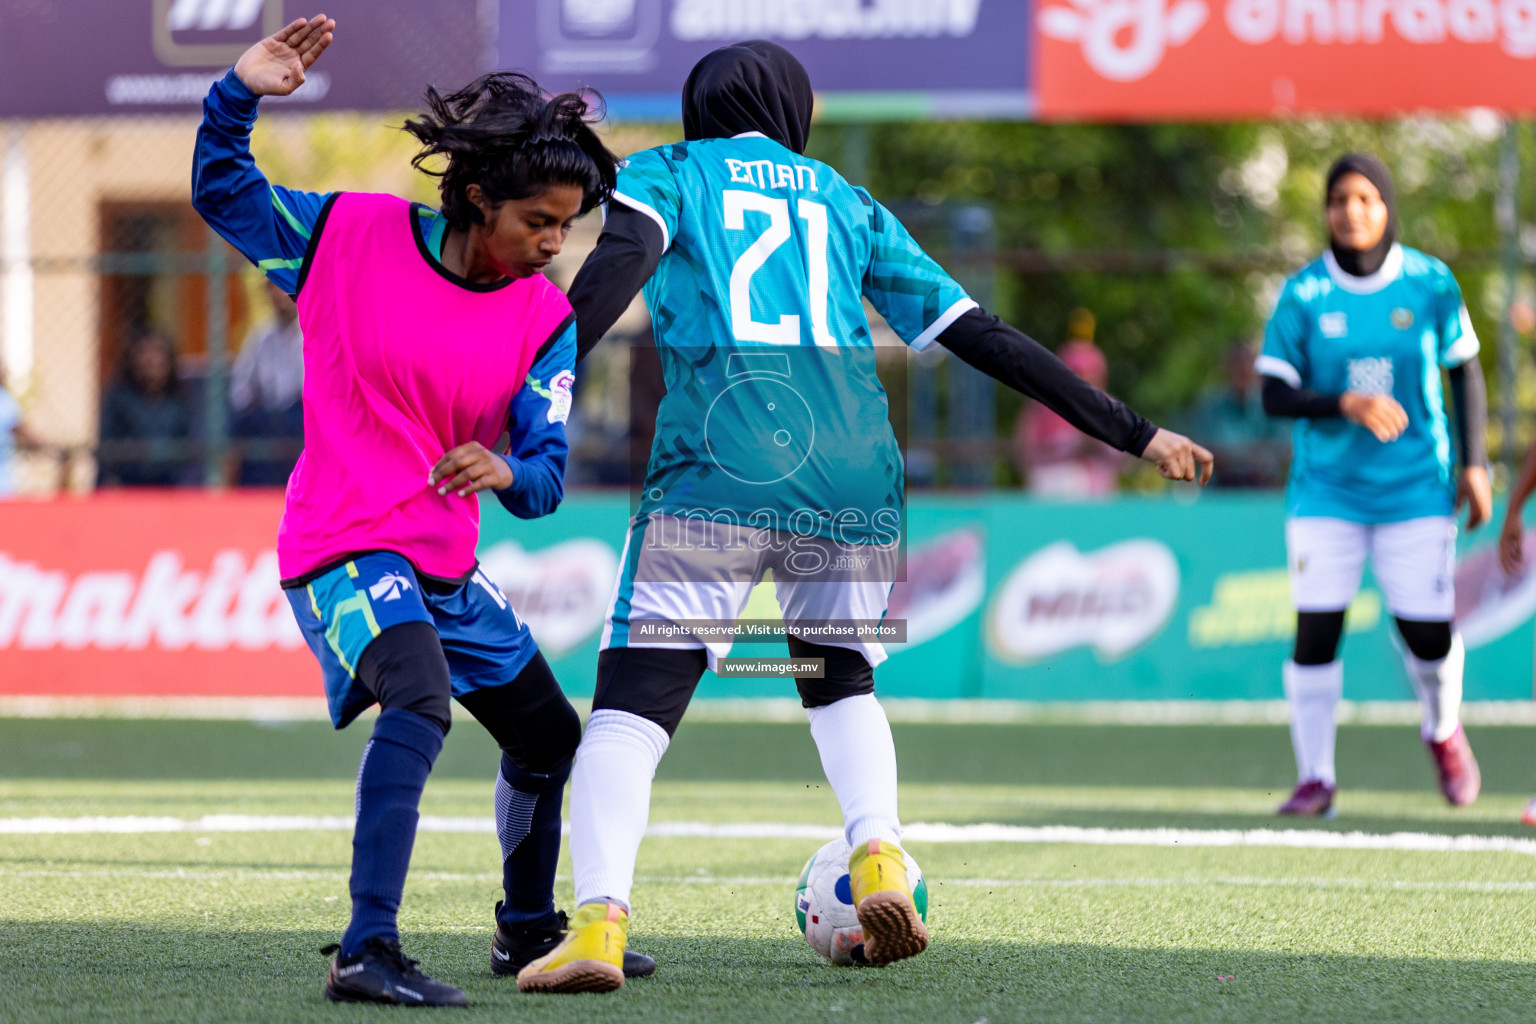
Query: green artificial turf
[{"left": 2, "top": 718, "right": 1535, "bottom": 1022}]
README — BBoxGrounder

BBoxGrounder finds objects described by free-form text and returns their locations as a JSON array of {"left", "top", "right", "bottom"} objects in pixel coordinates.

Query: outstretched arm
[
  {"left": 859, "top": 196, "right": 1209, "bottom": 484},
  {"left": 939, "top": 310, "right": 1212, "bottom": 484},
  {"left": 191, "top": 15, "right": 335, "bottom": 295},
  {"left": 567, "top": 205, "right": 663, "bottom": 363},
  {"left": 940, "top": 309, "right": 1154, "bottom": 454}
]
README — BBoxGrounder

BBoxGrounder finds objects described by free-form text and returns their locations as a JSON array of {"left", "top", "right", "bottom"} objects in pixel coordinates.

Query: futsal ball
[{"left": 794, "top": 837, "right": 927, "bottom": 966}]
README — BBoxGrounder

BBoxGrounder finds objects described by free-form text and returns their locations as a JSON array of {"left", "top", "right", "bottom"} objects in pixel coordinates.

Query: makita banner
[
  {"left": 2, "top": 492, "right": 1533, "bottom": 701},
  {"left": 0, "top": 0, "right": 481, "bottom": 116},
  {"left": 1034, "top": 0, "right": 1536, "bottom": 118}
]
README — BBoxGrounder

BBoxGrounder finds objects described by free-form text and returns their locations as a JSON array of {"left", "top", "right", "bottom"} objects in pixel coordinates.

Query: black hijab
[
  {"left": 682, "top": 41, "right": 814, "bottom": 154},
  {"left": 1326, "top": 152, "right": 1397, "bottom": 277}
]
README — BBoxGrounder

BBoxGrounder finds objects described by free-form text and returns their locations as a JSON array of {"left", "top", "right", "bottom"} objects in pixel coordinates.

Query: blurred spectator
[
  {"left": 228, "top": 280, "right": 304, "bottom": 485},
  {"left": 1012, "top": 310, "right": 1124, "bottom": 497},
  {"left": 98, "top": 332, "right": 191, "bottom": 487},
  {"left": 1188, "top": 342, "right": 1290, "bottom": 488},
  {"left": 0, "top": 359, "right": 45, "bottom": 497}
]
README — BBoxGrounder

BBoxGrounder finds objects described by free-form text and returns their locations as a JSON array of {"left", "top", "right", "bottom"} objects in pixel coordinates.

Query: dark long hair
[{"left": 403, "top": 72, "right": 618, "bottom": 229}]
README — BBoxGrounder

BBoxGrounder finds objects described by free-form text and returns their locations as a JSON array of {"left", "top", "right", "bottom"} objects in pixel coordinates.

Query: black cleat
[
  {"left": 321, "top": 938, "right": 468, "bottom": 1007},
  {"left": 489, "top": 902, "right": 657, "bottom": 979}
]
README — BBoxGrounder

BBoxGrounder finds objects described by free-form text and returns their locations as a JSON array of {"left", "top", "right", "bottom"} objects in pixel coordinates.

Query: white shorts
[
  {"left": 600, "top": 514, "right": 899, "bottom": 670},
  {"left": 1286, "top": 515, "right": 1456, "bottom": 621}
]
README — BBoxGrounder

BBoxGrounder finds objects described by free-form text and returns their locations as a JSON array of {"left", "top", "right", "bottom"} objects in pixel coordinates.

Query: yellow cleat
[
  {"left": 848, "top": 838, "right": 929, "bottom": 965},
  {"left": 516, "top": 902, "right": 627, "bottom": 994}
]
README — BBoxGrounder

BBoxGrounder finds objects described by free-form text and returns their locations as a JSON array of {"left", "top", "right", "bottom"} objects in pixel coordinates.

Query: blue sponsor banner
[
  {"left": 0, "top": 0, "right": 482, "bottom": 117},
  {"left": 499, "top": 0, "right": 1034, "bottom": 121}
]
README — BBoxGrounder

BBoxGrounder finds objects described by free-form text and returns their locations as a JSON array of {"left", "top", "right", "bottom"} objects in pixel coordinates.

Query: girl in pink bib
[{"left": 190, "top": 15, "right": 643, "bottom": 1006}]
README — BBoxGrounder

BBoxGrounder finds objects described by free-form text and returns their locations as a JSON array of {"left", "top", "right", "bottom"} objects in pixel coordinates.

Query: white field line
[
  {"left": 7, "top": 695, "right": 1536, "bottom": 725},
  {"left": 3, "top": 867, "right": 1535, "bottom": 894},
  {"left": 6, "top": 816, "right": 1536, "bottom": 856}
]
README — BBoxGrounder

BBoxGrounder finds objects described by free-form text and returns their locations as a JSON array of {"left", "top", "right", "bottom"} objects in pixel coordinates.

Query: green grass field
[{"left": 4, "top": 717, "right": 1536, "bottom": 1023}]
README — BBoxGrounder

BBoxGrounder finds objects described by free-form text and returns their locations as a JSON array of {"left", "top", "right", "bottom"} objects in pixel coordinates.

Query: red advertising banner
[
  {"left": 1035, "top": 0, "right": 1536, "bottom": 119},
  {"left": 0, "top": 492, "right": 312, "bottom": 696}
]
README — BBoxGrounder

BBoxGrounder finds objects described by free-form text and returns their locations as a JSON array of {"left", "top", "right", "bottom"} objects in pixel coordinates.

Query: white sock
[
  {"left": 806, "top": 694, "right": 902, "bottom": 848},
  {"left": 569, "top": 709, "right": 670, "bottom": 912},
  {"left": 1283, "top": 660, "right": 1342, "bottom": 786},
  {"left": 1404, "top": 634, "right": 1464, "bottom": 744}
]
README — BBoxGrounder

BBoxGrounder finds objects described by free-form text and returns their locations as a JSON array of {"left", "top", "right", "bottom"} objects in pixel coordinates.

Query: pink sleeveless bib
[{"left": 282, "top": 192, "right": 572, "bottom": 580}]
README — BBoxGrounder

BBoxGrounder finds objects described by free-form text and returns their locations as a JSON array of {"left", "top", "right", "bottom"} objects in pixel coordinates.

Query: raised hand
[
  {"left": 233, "top": 14, "right": 334, "bottom": 97},
  {"left": 1140, "top": 428, "right": 1214, "bottom": 486},
  {"left": 1339, "top": 391, "right": 1408, "bottom": 443},
  {"left": 430, "top": 442, "right": 514, "bottom": 498}
]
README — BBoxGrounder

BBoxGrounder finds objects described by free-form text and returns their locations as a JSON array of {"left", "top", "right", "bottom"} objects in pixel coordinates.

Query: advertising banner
[
  {"left": 2, "top": 491, "right": 1532, "bottom": 701},
  {"left": 1034, "top": 0, "right": 1536, "bottom": 119},
  {"left": 0, "top": 0, "right": 482, "bottom": 117},
  {"left": 497, "top": 0, "right": 1035, "bottom": 121}
]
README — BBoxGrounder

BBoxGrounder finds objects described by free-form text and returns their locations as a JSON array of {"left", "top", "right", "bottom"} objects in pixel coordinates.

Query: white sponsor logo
[
  {"left": 106, "top": 72, "right": 330, "bottom": 106},
  {"left": 988, "top": 540, "right": 1179, "bottom": 662},
  {"left": 167, "top": 0, "right": 269, "bottom": 31},
  {"left": 886, "top": 529, "right": 986, "bottom": 649},
  {"left": 368, "top": 572, "right": 413, "bottom": 603},
  {"left": 672, "top": 0, "right": 984, "bottom": 40},
  {"left": 1346, "top": 356, "right": 1394, "bottom": 395},
  {"left": 1042, "top": 0, "right": 1536, "bottom": 82},
  {"left": 0, "top": 550, "right": 303, "bottom": 652},
  {"left": 1320, "top": 311, "right": 1348, "bottom": 337},
  {"left": 564, "top": 0, "right": 636, "bottom": 30},
  {"left": 547, "top": 370, "right": 576, "bottom": 425},
  {"left": 478, "top": 539, "right": 620, "bottom": 656},
  {"left": 1227, "top": 0, "right": 1536, "bottom": 56},
  {"left": 1038, "top": 0, "right": 1209, "bottom": 81},
  {"left": 336, "top": 964, "right": 365, "bottom": 977},
  {"left": 153, "top": 0, "right": 286, "bottom": 69},
  {"left": 1454, "top": 531, "right": 1536, "bottom": 648}
]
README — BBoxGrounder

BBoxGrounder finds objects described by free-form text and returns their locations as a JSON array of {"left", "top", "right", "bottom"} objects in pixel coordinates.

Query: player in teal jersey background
[
  {"left": 518, "top": 41, "right": 1214, "bottom": 993},
  {"left": 1258, "top": 153, "right": 1491, "bottom": 819}
]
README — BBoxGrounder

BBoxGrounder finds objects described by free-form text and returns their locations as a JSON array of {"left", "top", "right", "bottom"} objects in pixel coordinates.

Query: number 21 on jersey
[{"left": 723, "top": 189, "right": 836, "bottom": 349}]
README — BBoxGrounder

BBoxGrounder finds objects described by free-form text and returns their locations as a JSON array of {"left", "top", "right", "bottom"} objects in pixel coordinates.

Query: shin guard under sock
[
  {"left": 570, "top": 709, "right": 670, "bottom": 911},
  {"left": 807, "top": 694, "right": 903, "bottom": 848},
  {"left": 1283, "top": 660, "right": 1342, "bottom": 786},
  {"left": 340, "top": 708, "right": 445, "bottom": 956},
  {"left": 1404, "top": 634, "right": 1465, "bottom": 744},
  {"left": 494, "top": 753, "right": 571, "bottom": 930}
]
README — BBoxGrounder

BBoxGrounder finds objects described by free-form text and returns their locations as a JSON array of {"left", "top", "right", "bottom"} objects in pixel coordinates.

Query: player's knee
[
  {"left": 515, "top": 691, "right": 581, "bottom": 774},
  {"left": 456, "top": 653, "right": 579, "bottom": 773},
  {"left": 1293, "top": 610, "right": 1346, "bottom": 666},
  {"left": 359, "top": 621, "right": 453, "bottom": 734},
  {"left": 592, "top": 647, "right": 707, "bottom": 737},
  {"left": 787, "top": 636, "right": 874, "bottom": 707},
  {"left": 1396, "top": 618, "right": 1453, "bottom": 661}
]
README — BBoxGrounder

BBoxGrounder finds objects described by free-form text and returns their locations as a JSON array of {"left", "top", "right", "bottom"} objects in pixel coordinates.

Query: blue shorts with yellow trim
[{"left": 284, "top": 551, "right": 539, "bottom": 729}]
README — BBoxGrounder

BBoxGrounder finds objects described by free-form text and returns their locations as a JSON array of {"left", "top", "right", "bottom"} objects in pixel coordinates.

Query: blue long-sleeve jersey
[{"left": 192, "top": 70, "right": 571, "bottom": 520}]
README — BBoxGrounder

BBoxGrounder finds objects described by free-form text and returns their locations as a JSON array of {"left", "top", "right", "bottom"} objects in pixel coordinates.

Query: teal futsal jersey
[
  {"left": 1258, "top": 244, "right": 1478, "bottom": 524},
  {"left": 611, "top": 132, "right": 975, "bottom": 542}
]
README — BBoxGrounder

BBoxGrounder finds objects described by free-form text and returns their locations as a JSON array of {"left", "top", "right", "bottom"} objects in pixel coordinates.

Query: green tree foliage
[{"left": 808, "top": 118, "right": 1526, "bottom": 432}]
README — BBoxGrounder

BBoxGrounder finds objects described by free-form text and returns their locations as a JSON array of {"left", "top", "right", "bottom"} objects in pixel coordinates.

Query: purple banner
[
  {"left": 499, "top": 0, "right": 1034, "bottom": 121},
  {"left": 0, "top": 0, "right": 485, "bottom": 117}
]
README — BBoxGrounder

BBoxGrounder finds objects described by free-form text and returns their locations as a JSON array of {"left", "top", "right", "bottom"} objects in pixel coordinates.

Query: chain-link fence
[
  {"left": 4, "top": 106, "right": 1529, "bottom": 498},
  {"left": 0, "top": 112, "right": 466, "bottom": 496}
]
